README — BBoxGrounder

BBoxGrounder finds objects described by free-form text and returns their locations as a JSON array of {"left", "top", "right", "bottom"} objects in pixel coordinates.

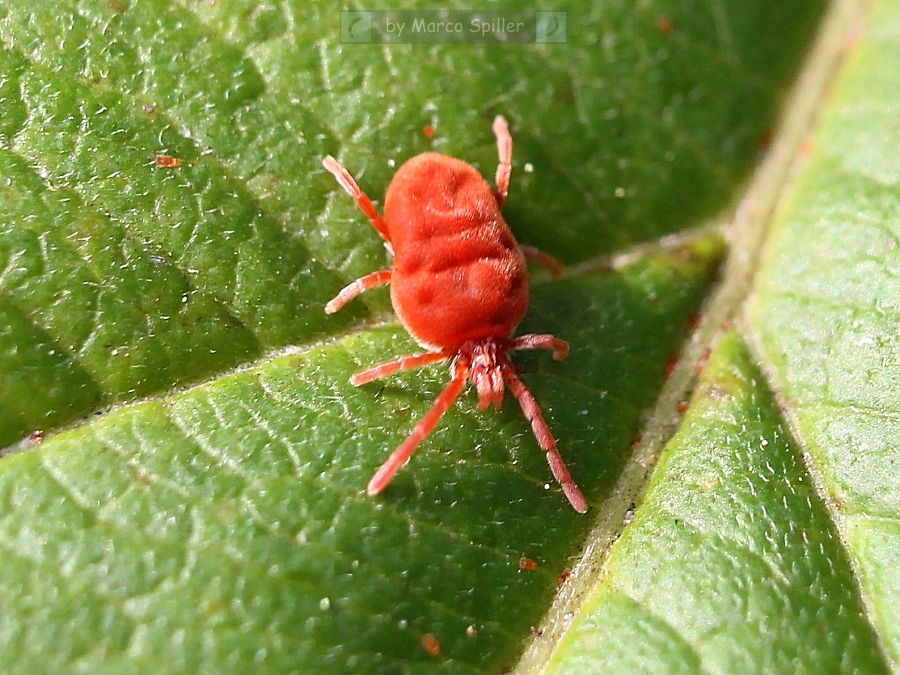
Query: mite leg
[
  {"left": 322, "top": 155, "right": 391, "bottom": 243},
  {"left": 472, "top": 365, "right": 505, "bottom": 411},
  {"left": 492, "top": 115, "right": 512, "bottom": 207},
  {"left": 325, "top": 270, "right": 391, "bottom": 314},
  {"left": 503, "top": 369, "right": 588, "bottom": 513},
  {"left": 489, "top": 368, "right": 505, "bottom": 410},
  {"left": 351, "top": 351, "right": 449, "bottom": 386},
  {"left": 509, "top": 334, "right": 569, "bottom": 361},
  {"left": 520, "top": 246, "right": 564, "bottom": 276},
  {"left": 367, "top": 363, "right": 468, "bottom": 496}
]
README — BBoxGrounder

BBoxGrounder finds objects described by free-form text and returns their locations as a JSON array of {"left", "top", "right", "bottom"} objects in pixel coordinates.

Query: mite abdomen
[{"left": 391, "top": 220, "right": 528, "bottom": 349}]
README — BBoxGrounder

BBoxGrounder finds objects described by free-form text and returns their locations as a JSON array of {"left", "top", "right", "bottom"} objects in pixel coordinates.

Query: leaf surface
[
  {"left": 545, "top": 0, "right": 899, "bottom": 670},
  {"left": 0, "top": 242, "right": 721, "bottom": 672},
  {"left": 4, "top": 0, "right": 890, "bottom": 673},
  {"left": 546, "top": 333, "right": 888, "bottom": 673},
  {"left": 0, "top": 0, "right": 824, "bottom": 441},
  {"left": 746, "top": 0, "right": 900, "bottom": 661}
]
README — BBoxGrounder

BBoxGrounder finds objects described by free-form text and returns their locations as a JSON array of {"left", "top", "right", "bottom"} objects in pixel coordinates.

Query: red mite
[{"left": 322, "top": 116, "right": 587, "bottom": 513}]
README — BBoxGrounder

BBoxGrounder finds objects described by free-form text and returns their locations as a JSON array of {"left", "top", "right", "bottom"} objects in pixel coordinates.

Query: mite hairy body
[{"left": 322, "top": 116, "right": 587, "bottom": 513}]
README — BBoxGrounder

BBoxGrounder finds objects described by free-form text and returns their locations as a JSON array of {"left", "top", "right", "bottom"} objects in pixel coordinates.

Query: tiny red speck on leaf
[
  {"left": 420, "top": 633, "right": 441, "bottom": 657},
  {"left": 154, "top": 154, "right": 182, "bottom": 168},
  {"left": 693, "top": 349, "right": 711, "bottom": 375},
  {"left": 656, "top": 17, "right": 674, "bottom": 33},
  {"left": 519, "top": 557, "right": 538, "bottom": 571},
  {"left": 28, "top": 430, "right": 44, "bottom": 445},
  {"left": 558, "top": 568, "right": 571, "bottom": 583},
  {"left": 676, "top": 401, "right": 688, "bottom": 415},
  {"left": 798, "top": 135, "right": 815, "bottom": 158},
  {"left": 421, "top": 124, "right": 434, "bottom": 139},
  {"left": 664, "top": 352, "right": 679, "bottom": 380}
]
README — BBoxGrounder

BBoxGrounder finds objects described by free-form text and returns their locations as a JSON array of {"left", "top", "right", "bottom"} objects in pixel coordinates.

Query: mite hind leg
[
  {"left": 325, "top": 269, "right": 391, "bottom": 314},
  {"left": 322, "top": 155, "right": 391, "bottom": 244},
  {"left": 489, "top": 117, "right": 564, "bottom": 275},
  {"left": 492, "top": 115, "right": 512, "bottom": 207},
  {"left": 489, "top": 117, "right": 565, "bottom": 276},
  {"left": 322, "top": 156, "right": 393, "bottom": 312},
  {"left": 520, "top": 246, "right": 564, "bottom": 276}
]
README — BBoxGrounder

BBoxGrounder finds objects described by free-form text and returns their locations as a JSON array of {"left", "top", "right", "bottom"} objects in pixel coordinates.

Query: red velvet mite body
[
  {"left": 386, "top": 153, "right": 528, "bottom": 348},
  {"left": 322, "top": 116, "right": 587, "bottom": 513}
]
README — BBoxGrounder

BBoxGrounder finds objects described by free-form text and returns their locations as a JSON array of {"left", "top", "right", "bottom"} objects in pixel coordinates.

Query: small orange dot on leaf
[
  {"left": 664, "top": 353, "right": 679, "bottom": 380},
  {"left": 420, "top": 633, "right": 441, "bottom": 656},
  {"left": 155, "top": 154, "right": 182, "bottom": 168}
]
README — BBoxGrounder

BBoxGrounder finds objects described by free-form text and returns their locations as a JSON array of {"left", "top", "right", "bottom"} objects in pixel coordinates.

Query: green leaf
[
  {"left": 0, "top": 241, "right": 722, "bottom": 672},
  {"left": 544, "top": 0, "right": 899, "bottom": 671},
  {"left": 746, "top": 0, "right": 900, "bottom": 662},
  {"left": 545, "top": 332, "right": 887, "bottom": 673},
  {"left": 0, "top": 0, "right": 824, "bottom": 442},
  {"left": 7, "top": 0, "right": 896, "bottom": 672}
]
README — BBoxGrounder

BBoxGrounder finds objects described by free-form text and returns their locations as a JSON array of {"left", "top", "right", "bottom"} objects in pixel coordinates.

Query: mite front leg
[
  {"left": 520, "top": 246, "right": 564, "bottom": 276},
  {"left": 350, "top": 351, "right": 449, "bottom": 386},
  {"left": 322, "top": 155, "right": 392, "bottom": 244},
  {"left": 503, "top": 369, "right": 588, "bottom": 514},
  {"left": 492, "top": 115, "right": 512, "bottom": 208},
  {"left": 509, "top": 334, "right": 569, "bottom": 360},
  {"left": 325, "top": 270, "right": 391, "bottom": 314},
  {"left": 367, "top": 362, "right": 468, "bottom": 496}
]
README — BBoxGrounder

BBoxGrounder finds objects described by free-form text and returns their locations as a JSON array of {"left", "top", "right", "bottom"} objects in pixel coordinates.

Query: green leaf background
[{"left": 0, "top": 0, "right": 895, "bottom": 673}]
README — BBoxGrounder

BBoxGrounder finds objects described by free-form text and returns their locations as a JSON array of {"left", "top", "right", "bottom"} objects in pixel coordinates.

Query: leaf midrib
[{"left": 515, "top": 0, "right": 871, "bottom": 670}]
